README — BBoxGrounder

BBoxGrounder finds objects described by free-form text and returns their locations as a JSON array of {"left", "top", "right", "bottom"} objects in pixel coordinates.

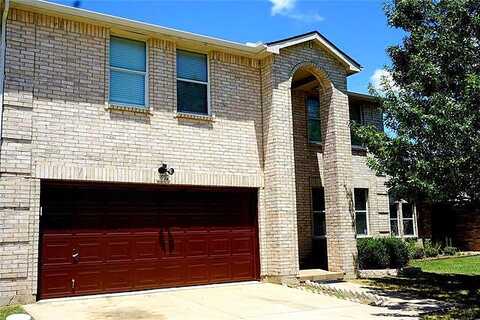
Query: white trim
[
  {"left": 388, "top": 199, "right": 418, "bottom": 238},
  {"left": 0, "top": 0, "right": 9, "bottom": 151},
  {"left": 108, "top": 36, "right": 148, "bottom": 109},
  {"left": 354, "top": 188, "right": 369, "bottom": 236},
  {"left": 266, "top": 33, "right": 361, "bottom": 74},
  {"left": 176, "top": 50, "right": 210, "bottom": 116},
  {"left": 177, "top": 77, "right": 208, "bottom": 85}
]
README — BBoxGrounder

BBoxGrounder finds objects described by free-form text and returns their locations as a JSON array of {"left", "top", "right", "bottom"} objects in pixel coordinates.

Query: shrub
[
  {"left": 442, "top": 246, "right": 458, "bottom": 256},
  {"left": 424, "top": 240, "right": 441, "bottom": 257},
  {"left": 357, "top": 238, "right": 390, "bottom": 269},
  {"left": 383, "top": 237, "right": 410, "bottom": 268},
  {"left": 406, "top": 240, "right": 425, "bottom": 259},
  {"left": 357, "top": 237, "right": 410, "bottom": 269}
]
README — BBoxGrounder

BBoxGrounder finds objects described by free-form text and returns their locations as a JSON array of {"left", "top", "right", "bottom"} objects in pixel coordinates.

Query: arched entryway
[{"left": 290, "top": 64, "right": 332, "bottom": 270}]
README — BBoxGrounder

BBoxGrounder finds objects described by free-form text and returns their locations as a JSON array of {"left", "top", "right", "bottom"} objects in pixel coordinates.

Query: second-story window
[
  {"left": 176, "top": 50, "right": 209, "bottom": 115},
  {"left": 350, "top": 105, "right": 364, "bottom": 146},
  {"left": 109, "top": 36, "right": 147, "bottom": 108},
  {"left": 354, "top": 188, "right": 369, "bottom": 236},
  {"left": 307, "top": 97, "right": 321, "bottom": 143}
]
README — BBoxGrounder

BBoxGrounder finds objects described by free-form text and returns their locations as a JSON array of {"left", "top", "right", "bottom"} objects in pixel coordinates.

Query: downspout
[{"left": 0, "top": 0, "right": 9, "bottom": 157}]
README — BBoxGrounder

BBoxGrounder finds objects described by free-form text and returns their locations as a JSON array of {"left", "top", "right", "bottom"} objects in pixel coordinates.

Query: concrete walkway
[{"left": 25, "top": 282, "right": 425, "bottom": 320}]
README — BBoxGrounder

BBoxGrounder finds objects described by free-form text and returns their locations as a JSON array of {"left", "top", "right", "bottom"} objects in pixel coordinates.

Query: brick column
[
  {"left": 321, "top": 87, "right": 357, "bottom": 278},
  {"left": 259, "top": 57, "right": 299, "bottom": 282}
]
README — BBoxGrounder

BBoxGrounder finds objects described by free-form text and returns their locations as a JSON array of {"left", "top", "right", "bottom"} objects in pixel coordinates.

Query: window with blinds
[
  {"left": 176, "top": 50, "right": 209, "bottom": 115},
  {"left": 109, "top": 36, "right": 147, "bottom": 107}
]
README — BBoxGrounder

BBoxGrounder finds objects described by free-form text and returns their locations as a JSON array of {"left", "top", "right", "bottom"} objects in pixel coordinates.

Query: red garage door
[{"left": 39, "top": 182, "right": 259, "bottom": 299}]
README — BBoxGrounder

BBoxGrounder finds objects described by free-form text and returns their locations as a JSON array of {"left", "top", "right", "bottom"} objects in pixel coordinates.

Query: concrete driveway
[{"left": 24, "top": 282, "right": 419, "bottom": 320}]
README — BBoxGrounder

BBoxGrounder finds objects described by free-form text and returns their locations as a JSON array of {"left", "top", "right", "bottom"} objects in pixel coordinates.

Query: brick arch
[{"left": 288, "top": 61, "right": 334, "bottom": 95}]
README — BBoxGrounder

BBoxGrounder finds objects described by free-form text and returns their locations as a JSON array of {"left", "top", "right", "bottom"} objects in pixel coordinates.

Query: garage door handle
[{"left": 72, "top": 250, "right": 80, "bottom": 262}]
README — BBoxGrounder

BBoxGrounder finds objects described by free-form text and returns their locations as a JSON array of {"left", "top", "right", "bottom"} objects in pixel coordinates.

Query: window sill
[
  {"left": 356, "top": 234, "right": 370, "bottom": 238},
  {"left": 309, "top": 141, "right": 323, "bottom": 147},
  {"left": 352, "top": 145, "right": 367, "bottom": 151},
  {"left": 175, "top": 112, "right": 215, "bottom": 122},
  {"left": 107, "top": 104, "right": 152, "bottom": 115}
]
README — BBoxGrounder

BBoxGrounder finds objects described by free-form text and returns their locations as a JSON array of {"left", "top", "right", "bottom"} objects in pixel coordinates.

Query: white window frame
[
  {"left": 389, "top": 200, "right": 418, "bottom": 238},
  {"left": 176, "top": 50, "right": 211, "bottom": 115},
  {"left": 389, "top": 202, "right": 400, "bottom": 236},
  {"left": 109, "top": 36, "right": 149, "bottom": 109},
  {"left": 354, "top": 188, "right": 369, "bottom": 237}
]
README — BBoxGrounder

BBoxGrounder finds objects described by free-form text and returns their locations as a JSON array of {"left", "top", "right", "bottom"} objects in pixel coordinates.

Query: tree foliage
[{"left": 354, "top": 0, "right": 480, "bottom": 206}]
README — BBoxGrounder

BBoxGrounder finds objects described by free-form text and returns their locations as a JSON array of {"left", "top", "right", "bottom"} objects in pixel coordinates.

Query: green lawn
[
  {"left": 355, "top": 255, "right": 480, "bottom": 320},
  {"left": 410, "top": 255, "right": 480, "bottom": 275},
  {"left": 0, "top": 305, "right": 25, "bottom": 320}
]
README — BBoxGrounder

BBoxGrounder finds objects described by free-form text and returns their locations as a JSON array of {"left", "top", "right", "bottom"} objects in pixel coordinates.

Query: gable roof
[{"left": 266, "top": 31, "right": 362, "bottom": 75}]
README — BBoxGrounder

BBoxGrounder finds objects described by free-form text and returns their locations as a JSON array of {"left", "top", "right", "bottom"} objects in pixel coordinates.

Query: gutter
[{"left": 0, "top": 0, "right": 9, "bottom": 150}]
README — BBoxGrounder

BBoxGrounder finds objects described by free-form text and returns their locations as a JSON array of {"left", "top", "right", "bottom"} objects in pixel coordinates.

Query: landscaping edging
[{"left": 358, "top": 268, "right": 399, "bottom": 278}]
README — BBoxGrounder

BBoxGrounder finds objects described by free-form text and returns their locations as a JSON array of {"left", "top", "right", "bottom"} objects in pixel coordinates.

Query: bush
[
  {"left": 424, "top": 240, "right": 441, "bottom": 257},
  {"left": 406, "top": 240, "right": 425, "bottom": 259},
  {"left": 357, "top": 238, "right": 390, "bottom": 269},
  {"left": 442, "top": 246, "right": 458, "bottom": 256},
  {"left": 383, "top": 237, "right": 410, "bottom": 268}
]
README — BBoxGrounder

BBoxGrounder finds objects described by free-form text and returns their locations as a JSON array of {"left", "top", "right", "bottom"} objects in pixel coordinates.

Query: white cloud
[
  {"left": 269, "top": 0, "right": 324, "bottom": 23},
  {"left": 370, "top": 69, "right": 398, "bottom": 93},
  {"left": 269, "top": 0, "right": 296, "bottom": 15}
]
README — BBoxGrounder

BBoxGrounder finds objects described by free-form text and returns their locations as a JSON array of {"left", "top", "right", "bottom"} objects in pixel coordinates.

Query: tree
[{"left": 354, "top": 0, "right": 480, "bottom": 206}]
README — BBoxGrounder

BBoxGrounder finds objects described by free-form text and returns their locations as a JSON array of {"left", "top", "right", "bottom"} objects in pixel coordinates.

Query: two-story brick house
[{"left": 0, "top": 0, "right": 418, "bottom": 304}]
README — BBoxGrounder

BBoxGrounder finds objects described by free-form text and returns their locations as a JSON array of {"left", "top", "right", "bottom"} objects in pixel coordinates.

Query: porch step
[{"left": 297, "top": 269, "right": 344, "bottom": 282}]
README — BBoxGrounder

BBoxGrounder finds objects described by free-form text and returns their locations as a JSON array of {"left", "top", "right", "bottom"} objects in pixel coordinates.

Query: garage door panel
[
  {"left": 40, "top": 269, "right": 72, "bottom": 298},
  {"left": 232, "top": 258, "right": 254, "bottom": 279},
  {"left": 160, "top": 260, "right": 186, "bottom": 285},
  {"left": 40, "top": 184, "right": 259, "bottom": 299},
  {"left": 105, "top": 236, "right": 133, "bottom": 261},
  {"left": 187, "top": 259, "right": 209, "bottom": 284},
  {"left": 74, "top": 267, "right": 103, "bottom": 295},
  {"left": 208, "top": 235, "right": 231, "bottom": 256},
  {"left": 133, "top": 234, "right": 160, "bottom": 260},
  {"left": 231, "top": 235, "right": 254, "bottom": 254},
  {"left": 74, "top": 236, "right": 104, "bottom": 264},
  {"left": 209, "top": 258, "right": 231, "bottom": 282},
  {"left": 42, "top": 235, "right": 73, "bottom": 266},
  {"left": 134, "top": 263, "right": 159, "bottom": 289},
  {"left": 186, "top": 237, "right": 209, "bottom": 257},
  {"left": 104, "top": 264, "right": 132, "bottom": 291}
]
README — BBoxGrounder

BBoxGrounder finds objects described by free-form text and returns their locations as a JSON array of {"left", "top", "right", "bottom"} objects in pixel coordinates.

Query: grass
[
  {"left": 355, "top": 255, "right": 480, "bottom": 319},
  {"left": 0, "top": 305, "right": 25, "bottom": 320},
  {"left": 410, "top": 255, "right": 480, "bottom": 276}
]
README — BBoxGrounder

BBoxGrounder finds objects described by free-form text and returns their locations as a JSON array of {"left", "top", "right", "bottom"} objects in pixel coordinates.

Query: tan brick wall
[
  {"left": 1, "top": 8, "right": 265, "bottom": 302},
  {"left": 0, "top": 7, "right": 389, "bottom": 301},
  {"left": 292, "top": 89, "right": 390, "bottom": 267}
]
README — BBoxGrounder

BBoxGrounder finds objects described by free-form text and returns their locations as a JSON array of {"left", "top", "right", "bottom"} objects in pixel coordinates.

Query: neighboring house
[
  {"left": 0, "top": 0, "right": 419, "bottom": 304},
  {"left": 417, "top": 202, "right": 480, "bottom": 251}
]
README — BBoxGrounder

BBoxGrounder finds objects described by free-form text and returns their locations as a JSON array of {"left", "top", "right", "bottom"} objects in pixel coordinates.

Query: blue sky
[{"left": 50, "top": 0, "right": 404, "bottom": 94}]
